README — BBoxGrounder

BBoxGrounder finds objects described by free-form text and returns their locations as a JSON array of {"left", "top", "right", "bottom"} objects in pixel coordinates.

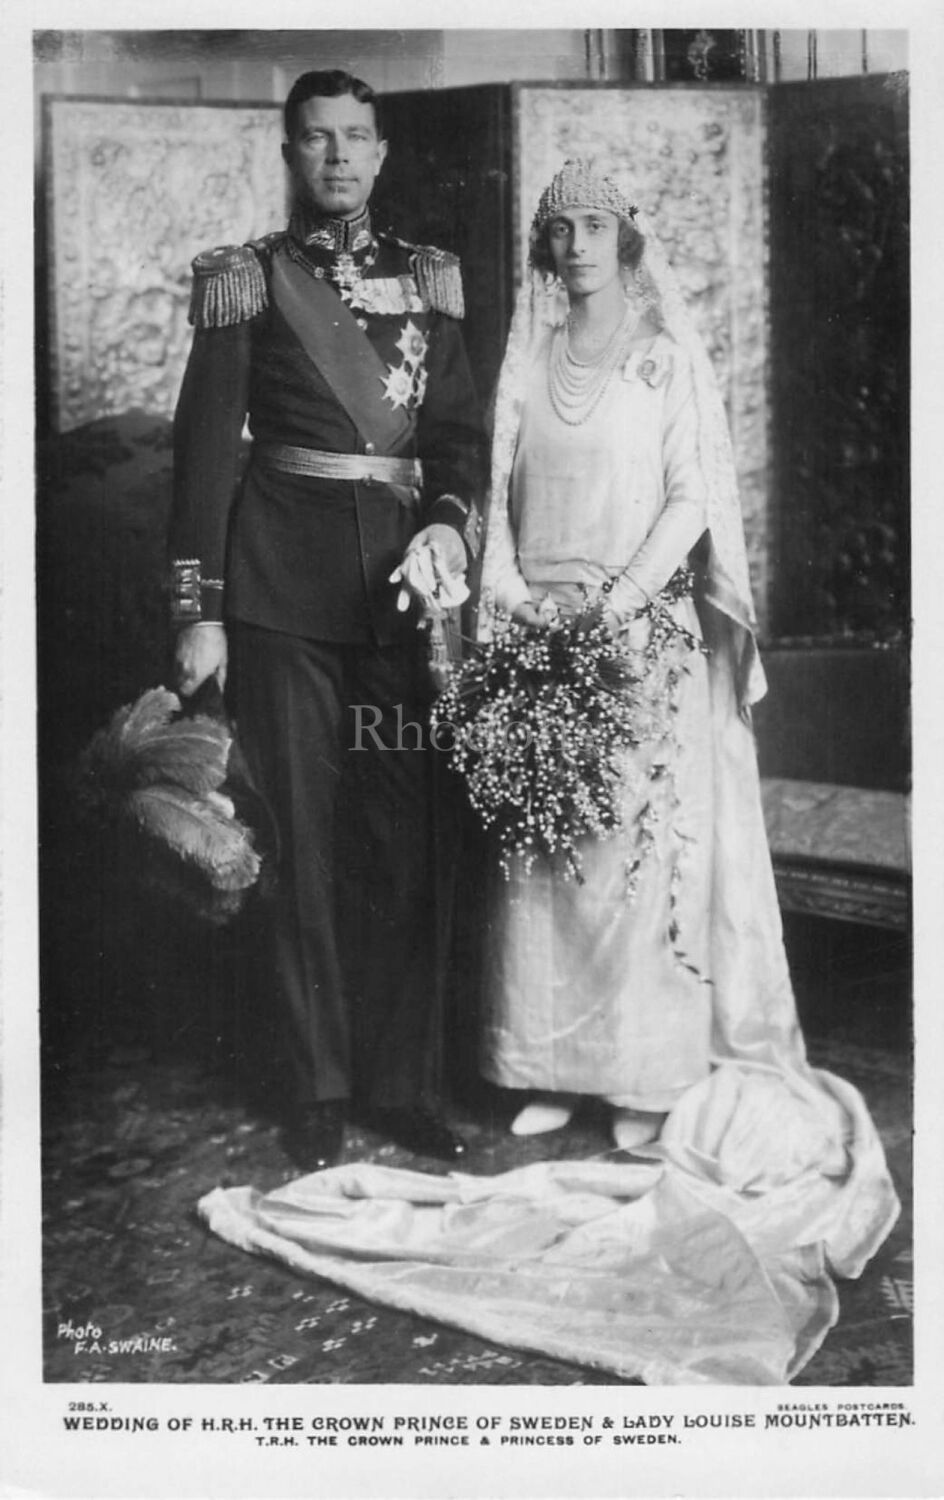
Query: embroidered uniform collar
[{"left": 288, "top": 204, "right": 376, "bottom": 258}]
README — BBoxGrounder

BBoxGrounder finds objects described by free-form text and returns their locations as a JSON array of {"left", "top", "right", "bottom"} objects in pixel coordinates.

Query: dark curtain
[{"left": 766, "top": 74, "right": 909, "bottom": 645}]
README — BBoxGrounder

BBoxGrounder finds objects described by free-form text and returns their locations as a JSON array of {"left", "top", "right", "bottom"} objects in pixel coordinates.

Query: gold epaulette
[
  {"left": 188, "top": 243, "right": 269, "bottom": 329},
  {"left": 387, "top": 238, "right": 465, "bottom": 319},
  {"left": 413, "top": 244, "right": 465, "bottom": 319}
]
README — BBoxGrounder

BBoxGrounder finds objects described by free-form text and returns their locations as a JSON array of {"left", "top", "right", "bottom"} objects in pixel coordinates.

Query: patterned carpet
[{"left": 41, "top": 982, "right": 911, "bottom": 1389}]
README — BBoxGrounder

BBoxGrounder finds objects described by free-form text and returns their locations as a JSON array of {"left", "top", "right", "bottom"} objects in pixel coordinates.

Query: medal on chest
[{"left": 380, "top": 318, "right": 429, "bottom": 411}]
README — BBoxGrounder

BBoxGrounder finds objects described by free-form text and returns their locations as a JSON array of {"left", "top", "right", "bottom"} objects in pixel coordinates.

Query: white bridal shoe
[
  {"left": 510, "top": 1094, "right": 577, "bottom": 1136},
  {"left": 611, "top": 1108, "right": 665, "bottom": 1152}
]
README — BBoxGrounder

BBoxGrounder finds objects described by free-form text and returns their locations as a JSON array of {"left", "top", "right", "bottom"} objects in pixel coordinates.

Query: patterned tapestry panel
[
  {"left": 44, "top": 99, "right": 286, "bottom": 431},
  {"left": 515, "top": 86, "right": 769, "bottom": 628}
]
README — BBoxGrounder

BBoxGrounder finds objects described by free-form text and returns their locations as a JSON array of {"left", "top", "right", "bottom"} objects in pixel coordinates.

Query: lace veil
[{"left": 477, "top": 160, "right": 767, "bottom": 708}]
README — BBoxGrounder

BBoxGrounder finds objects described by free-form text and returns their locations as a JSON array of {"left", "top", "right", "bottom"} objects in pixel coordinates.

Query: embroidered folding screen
[
  {"left": 513, "top": 85, "right": 769, "bottom": 627},
  {"left": 43, "top": 99, "right": 285, "bottom": 432}
]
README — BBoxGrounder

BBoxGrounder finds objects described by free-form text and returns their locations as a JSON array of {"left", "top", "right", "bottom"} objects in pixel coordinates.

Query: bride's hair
[{"left": 529, "top": 216, "right": 645, "bottom": 277}]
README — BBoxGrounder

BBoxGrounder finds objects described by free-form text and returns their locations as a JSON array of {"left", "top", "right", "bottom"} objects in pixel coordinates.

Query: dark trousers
[{"left": 228, "top": 621, "right": 452, "bottom": 1113}]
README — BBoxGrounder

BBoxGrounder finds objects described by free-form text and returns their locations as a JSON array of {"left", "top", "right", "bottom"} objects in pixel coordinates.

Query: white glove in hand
[
  {"left": 389, "top": 523, "right": 469, "bottom": 614},
  {"left": 175, "top": 622, "right": 228, "bottom": 695}
]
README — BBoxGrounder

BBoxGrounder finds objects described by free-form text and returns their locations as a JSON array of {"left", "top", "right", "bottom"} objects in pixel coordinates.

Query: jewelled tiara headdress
[{"left": 530, "top": 159, "right": 639, "bottom": 235}]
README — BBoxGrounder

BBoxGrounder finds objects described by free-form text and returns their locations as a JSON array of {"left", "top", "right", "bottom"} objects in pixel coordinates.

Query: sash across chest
[{"left": 269, "top": 250, "right": 416, "bottom": 457}]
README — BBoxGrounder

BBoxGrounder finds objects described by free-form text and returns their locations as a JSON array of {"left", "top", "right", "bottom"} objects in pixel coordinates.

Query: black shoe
[
  {"left": 282, "top": 1100, "right": 346, "bottom": 1172},
  {"left": 368, "top": 1106, "right": 467, "bottom": 1162}
]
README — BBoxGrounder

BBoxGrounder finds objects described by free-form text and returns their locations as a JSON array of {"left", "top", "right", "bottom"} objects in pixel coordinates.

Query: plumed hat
[{"left": 78, "top": 679, "right": 273, "bottom": 924}]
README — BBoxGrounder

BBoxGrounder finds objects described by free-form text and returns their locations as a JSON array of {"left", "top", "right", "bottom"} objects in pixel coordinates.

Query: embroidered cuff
[{"left": 169, "top": 560, "right": 224, "bottom": 625}]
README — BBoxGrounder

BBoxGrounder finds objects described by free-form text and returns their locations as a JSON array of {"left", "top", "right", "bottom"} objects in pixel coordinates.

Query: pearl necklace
[{"left": 547, "top": 307, "right": 639, "bottom": 427}]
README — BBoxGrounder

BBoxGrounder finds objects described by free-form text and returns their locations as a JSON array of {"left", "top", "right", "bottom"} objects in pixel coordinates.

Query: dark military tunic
[
  {"left": 170, "top": 207, "right": 484, "bottom": 642},
  {"left": 169, "top": 208, "right": 487, "bottom": 1114}
]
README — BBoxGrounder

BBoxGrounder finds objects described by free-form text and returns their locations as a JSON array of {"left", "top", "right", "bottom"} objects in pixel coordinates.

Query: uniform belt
[{"left": 255, "top": 443, "right": 422, "bottom": 487}]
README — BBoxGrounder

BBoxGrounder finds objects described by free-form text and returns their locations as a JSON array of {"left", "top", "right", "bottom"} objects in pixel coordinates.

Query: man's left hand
[{"left": 390, "top": 523, "right": 469, "bottom": 614}]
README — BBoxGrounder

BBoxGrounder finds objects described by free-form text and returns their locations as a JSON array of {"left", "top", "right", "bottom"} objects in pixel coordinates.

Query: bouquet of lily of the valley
[{"left": 431, "top": 578, "right": 704, "bottom": 882}]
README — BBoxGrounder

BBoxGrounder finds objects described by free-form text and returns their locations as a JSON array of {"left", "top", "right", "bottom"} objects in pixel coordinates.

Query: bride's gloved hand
[
  {"left": 603, "top": 574, "right": 651, "bottom": 651},
  {"left": 510, "top": 601, "right": 544, "bottom": 627},
  {"left": 511, "top": 594, "right": 560, "bottom": 629},
  {"left": 605, "top": 608, "right": 652, "bottom": 653}
]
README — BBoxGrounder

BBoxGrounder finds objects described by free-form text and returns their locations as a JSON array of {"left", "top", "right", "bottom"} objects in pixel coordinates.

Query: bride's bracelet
[{"left": 603, "top": 563, "right": 695, "bottom": 619}]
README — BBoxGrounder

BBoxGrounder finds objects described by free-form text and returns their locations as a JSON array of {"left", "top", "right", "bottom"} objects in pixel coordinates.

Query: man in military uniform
[{"left": 169, "top": 70, "right": 486, "bottom": 1170}]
